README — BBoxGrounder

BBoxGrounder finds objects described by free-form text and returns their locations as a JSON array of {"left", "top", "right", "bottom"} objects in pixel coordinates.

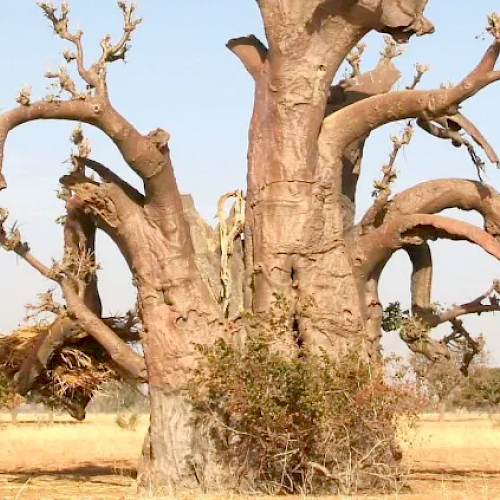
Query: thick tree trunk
[
  {"left": 138, "top": 390, "right": 207, "bottom": 493},
  {"left": 246, "top": 53, "right": 369, "bottom": 355},
  {"left": 131, "top": 223, "right": 223, "bottom": 492}
]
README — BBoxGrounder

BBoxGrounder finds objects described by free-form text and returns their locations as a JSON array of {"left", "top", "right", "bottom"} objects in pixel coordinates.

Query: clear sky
[{"left": 1, "top": 2, "right": 500, "bottom": 361}]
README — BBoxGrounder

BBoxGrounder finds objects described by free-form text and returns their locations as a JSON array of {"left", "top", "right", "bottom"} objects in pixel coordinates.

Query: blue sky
[{"left": 1, "top": 2, "right": 500, "bottom": 361}]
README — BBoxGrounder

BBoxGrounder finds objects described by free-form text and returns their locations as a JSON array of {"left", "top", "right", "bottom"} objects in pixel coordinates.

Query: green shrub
[{"left": 189, "top": 320, "right": 420, "bottom": 494}]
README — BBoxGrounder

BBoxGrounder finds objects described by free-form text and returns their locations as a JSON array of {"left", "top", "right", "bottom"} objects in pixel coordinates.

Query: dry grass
[{"left": 1, "top": 411, "right": 500, "bottom": 499}]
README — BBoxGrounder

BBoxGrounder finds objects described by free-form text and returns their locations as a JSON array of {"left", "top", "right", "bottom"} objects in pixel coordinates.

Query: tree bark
[
  {"left": 4, "top": 1, "right": 500, "bottom": 494},
  {"left": 138, "top": 390, "right": 207, "bottom": 493},
  {"left": 244, "top": 30, "right": 370, "bottom": 354}
]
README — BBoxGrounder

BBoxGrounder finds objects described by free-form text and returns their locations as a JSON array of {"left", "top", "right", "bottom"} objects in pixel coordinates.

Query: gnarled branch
[
  {"left": 39, "top": 1, "right": 141, "bottom": 96},
  {"left": 383, "top": 178, "right": 500, "bottom": 239},
  {"left": 418, "top": 113, "right": 499, "bottom": 173},
  {"left": 0, "top": 209, "right": 57, "bottom": 280},
  {"left": 227, "top": 35, "right": 268, "bottom": 80},
  {"left": 61, "top": 279, "right": 146, "bottom": 380},
  {"left": 321, "top": 34, "right": 500, "bottom": 154},
  {"left": 360, "top": 123, "right": 414, "bottom": 231},
  {"left": 76, "top": 157, "right": 145, "bottom": 205},
  {"left": 356, "top": 213, "right": 500, "bottom": 280}
]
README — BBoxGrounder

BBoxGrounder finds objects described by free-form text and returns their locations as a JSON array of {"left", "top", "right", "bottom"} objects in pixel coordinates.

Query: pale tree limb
[
  {"left": 345, "top": 42, "right": 367, "bottom": 79},
  {"left": 327, "top": 35, "right": 403, "bottom": 115},
  {"left": 382, "top": 178, "right": 500, "bottom": 238},
  {"left": 39, "top": 1, "right": 141, "bottom": 96},
  {"left": 0, "top": 208, "right": 146, "bottom": 382},
  {"left": 0, "top": 209, "right": 57, "bottom": 279},
  {"left": 0, "top": 2, "right": 181, "bottom": 242},
  {"left": 445, "top": 113, "right": 500, "bottom": 165},
  {"left": 61, "top": 279, "right": 146, "bottom": 381},
  {"left": 355, "top": 213, "right": 500, "bottom": 280},
  {"left": 430, "top": 281, "right": 500, "bottom": 326},
  {"left": 4, "top": 209, "right": 98, "bottom": 396},
  {"left": 226, "top": 35, "right": 268, "bottom": 80},
  {"left": 76, "top": 157, "right": 145, "bottom": 205},
  {"left": 0, "top": 99, "right": 166, "bottom": 191},
  {"left": 360, "top": 122, "right": 414, "bottom": 231},
  {"left": 321, "top": 27, "right": 500, "bottom": 155},
  {"left": 328, "top": 37, "right": 404, "bottom": 203},
  {"left": 417, "top": 112, "right": 499, "bottom": 178},
  {"left": 443, "top": 320, "right": 482, "bottom": 375},
  {"left": 403, "top": 243, "right": 487, "bottom": 373},
  {"left": 406, "top": 62, "right": 430, "bottom": 90}
]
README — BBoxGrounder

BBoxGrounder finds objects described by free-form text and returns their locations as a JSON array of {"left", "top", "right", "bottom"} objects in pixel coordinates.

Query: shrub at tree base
[
  {"left": 190, "top": 330, "right": 421, "bottom": 495},
  {"left": 0, "top": 371, "right": 9, "bottom": 407}
]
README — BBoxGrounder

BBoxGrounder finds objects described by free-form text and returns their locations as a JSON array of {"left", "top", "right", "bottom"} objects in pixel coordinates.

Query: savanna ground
[{"left": 1, "top": 412, "right": 500, "bottom": 500}]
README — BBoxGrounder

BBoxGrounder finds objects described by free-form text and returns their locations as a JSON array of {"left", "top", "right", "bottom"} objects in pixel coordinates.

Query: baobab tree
[{"left": 3, "top": 0, "right": 500, "bottom": 492}]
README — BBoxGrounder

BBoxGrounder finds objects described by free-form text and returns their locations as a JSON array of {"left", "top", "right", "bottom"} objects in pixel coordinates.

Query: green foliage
[
  {"left": 382, "top": 301, "right": 409, "bottom": 333},
  {"left": 190, "top": 314, "right": 420, "bottom": 494}
]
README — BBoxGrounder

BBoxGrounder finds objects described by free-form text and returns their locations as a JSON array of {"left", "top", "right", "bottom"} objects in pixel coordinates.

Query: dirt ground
[{"left": 1, "top": 413, "right": 500, "bottom": 499}]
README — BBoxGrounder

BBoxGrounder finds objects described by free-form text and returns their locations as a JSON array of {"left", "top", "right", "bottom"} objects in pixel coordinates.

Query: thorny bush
[{"left": 190, "top": 299, "right": 422, "bottom": 495}]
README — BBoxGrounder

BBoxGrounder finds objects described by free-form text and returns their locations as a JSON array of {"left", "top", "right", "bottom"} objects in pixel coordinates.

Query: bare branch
[
  {"left": 417, "top": 112, "right": 499, "bottom": 178},
  {"left": 447, "top": 112, "right": 500, "bottom": 165},
  {"left": 0, "top": 209, "right": 58, "bottom": 280},
  {"left": 443, "top": 319, "right": 482, "bottom": 375},
  {"left": 0, "top": 98, "right": 169, "bottom": 196},
  {"left": 356, "top": 214, "right": 500, "bottom": 280},
  {"left": 384, "top": 178, "right": 500, "bottom": 239},
  {"left": 76, "top": 157, "right": 144, "bottom": 205},
  {"left": 98, "top": 2, "right": 142, "bottom": 66},
  {"left": 38, "top": 1, "right": 141, "bottom": 95},
  {"left": 327, "top": 44, "right": 402, "bottom": 115},
  {"left": 321, "top": 32, "right": 500, "bottom": 153},
  {"left": 226, "top": 35, "right": 268, "bottom": 80},
  {"left": 62, "top": 280, "right": 146, "bottom": 380},
  {"left": 360, "top": 123, "right": 414, "bottom": 230},
  {"left": 38, "top": 1, "right": 99, "bottom": 90},
  {"left": 45, "top": 66, "right": 86, "bottom": 100},
  {"left": 345, "top": 42, "right": 366, "bottom": 79},
  {"left": 406, "top": 62, "right": 430, "bottom": 90},
  {"left": 429, "top": 281, "right": 500, "bottom": 326}
]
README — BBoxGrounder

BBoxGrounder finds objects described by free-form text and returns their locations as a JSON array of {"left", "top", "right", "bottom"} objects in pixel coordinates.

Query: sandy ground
[{"left": 2, "top": 412, "right": 500, "bottom": 499}]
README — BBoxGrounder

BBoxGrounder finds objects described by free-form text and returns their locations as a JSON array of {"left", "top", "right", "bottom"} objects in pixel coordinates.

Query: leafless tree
[{"left": 2, "top": 0, "right": 500, "bottom": 492}]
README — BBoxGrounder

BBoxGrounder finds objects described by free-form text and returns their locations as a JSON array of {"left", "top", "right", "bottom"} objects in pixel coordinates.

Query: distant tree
[
  {"left": 383, "top": 301, "right": 492, "bottom": 418},
  {"left": 460, "top": 366, "right": 500, "bottom": 410}
]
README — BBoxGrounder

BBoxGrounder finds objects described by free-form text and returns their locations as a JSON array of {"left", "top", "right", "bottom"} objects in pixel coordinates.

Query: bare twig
[
  {"left": 360, "top": 123, "right": 414, "bottom": 230},
  {"left": 406, "top": 62, "right": 430, "bottom": 90}
]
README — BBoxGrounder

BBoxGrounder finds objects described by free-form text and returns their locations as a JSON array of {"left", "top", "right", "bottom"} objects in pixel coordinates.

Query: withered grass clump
[
  {"left": 190, "top": 324, "right": 420, "bottom": 495},
  {"left": 0, "top": 324, "right": 120, "bottom": 407}
]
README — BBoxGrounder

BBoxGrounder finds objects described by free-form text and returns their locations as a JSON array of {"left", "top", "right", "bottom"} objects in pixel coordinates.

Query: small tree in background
[{"left": 460, "top": 366, "right": 500, "bottom": 411}]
